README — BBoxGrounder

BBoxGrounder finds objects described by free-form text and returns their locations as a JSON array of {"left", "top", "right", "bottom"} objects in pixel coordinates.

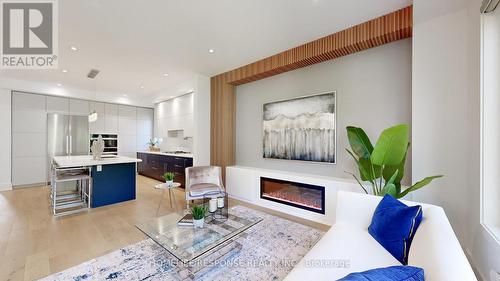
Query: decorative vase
[
  {"left": 165, "top": 180, "right": 173, "bottom": 187},
  {"left": 91, "top": 135, "right": 105, "bottom": 160},
  {"left": 193, "top": 218, "right": 204, "bottom": 228}
]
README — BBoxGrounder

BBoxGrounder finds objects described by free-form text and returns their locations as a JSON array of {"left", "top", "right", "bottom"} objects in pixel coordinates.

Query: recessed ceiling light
[
  {"left": 61, "top": 69, "right": 68, "bottom": 73},
  {"left": 163, "top": 73, "right": 169, "bottom": 77},
  {"left": 140, "top": 85, "right": 144, "bottom": 89},
  {"left": 56, "top": 83, "right": 62, "bottom": 87},
  {"left": 208, "top": 49, "right": 215, "bottom": 54},
  {"left": 123, "top": 94, "right": 127, "bottom": 97},
  {"left": 69, "top": 45, "right": 79, "bottom": 51}
]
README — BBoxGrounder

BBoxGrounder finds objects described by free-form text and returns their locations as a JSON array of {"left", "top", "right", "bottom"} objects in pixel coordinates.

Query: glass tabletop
[{"left": 136, "top": 211, "right": 262, "bottom": 263}]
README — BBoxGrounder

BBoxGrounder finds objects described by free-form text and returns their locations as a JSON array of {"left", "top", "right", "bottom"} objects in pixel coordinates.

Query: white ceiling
[{"left": 0, "top": 0, "right": 412, "bottom": 106}]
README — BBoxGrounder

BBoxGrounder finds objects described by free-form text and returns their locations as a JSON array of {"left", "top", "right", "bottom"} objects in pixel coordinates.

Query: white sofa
[{"left": 285, "top": 191, "right": 477, "bottom": 281}]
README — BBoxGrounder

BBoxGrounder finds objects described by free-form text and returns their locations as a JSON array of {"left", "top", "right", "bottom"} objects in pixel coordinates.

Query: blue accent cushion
[
  {"left": 337, "top": 266, "right": 425, "bottom": 281},
  {"left": 368, "top": 195, "right": 423, "bottom": 265}
]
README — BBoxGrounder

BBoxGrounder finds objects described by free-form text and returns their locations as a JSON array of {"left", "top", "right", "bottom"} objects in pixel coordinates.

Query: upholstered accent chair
[{"left": 185, "top": 166, "right": 225, "bottom": 208}]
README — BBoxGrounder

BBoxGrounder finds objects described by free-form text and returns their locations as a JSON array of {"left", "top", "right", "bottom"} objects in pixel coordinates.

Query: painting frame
[{"left": 262, "top": 91, "right": 337, "bottom": 164}]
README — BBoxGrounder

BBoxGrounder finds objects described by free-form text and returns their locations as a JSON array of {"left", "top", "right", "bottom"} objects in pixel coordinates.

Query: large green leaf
[
  {"left": 383, "top": 143, "right": 409, "bottom": 188},
  {"left": 346, "top": 126, "right": 373, "bottom": 159},
  {"left": 397, "top": 175, "right": 444, "bottom": 198},
  {"left": 359, "top": 158, "right": 380, "bottom": 181},
  {"left": 385, "top": 169, "right": 399, "bottom": 185},
  {"left": 371, "top": 124, "right": 409, "bottom": 166},
  {"left": 346, "top": 149, "right": 370, "bottom": 181},
  {"left": 380, "top": 183, "right": 397, "bottom": 197},
  {"left": 346, "top": 149, "right": 380, "bottom": 182}
]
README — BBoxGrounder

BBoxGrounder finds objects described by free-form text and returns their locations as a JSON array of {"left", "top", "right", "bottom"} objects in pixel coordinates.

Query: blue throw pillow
[
  {"left": 337, "top": 266, "right": 424, "bottom": 281},
  {"left": 368, "top": 194, "right": 423, "bottom": 265}
]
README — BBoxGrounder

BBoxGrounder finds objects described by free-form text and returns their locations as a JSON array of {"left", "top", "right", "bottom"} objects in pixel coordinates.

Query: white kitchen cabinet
[
  {"left": 12, "top": 157, "right": 47, "bottom": 186},
  {"left": 176, "top": 93, "right": 194, "bottom": 115},
  {"left": 47, "top": 96, "right": 69, "bottom": 114},
  {"left": 12, "top": 92, "right": 46, "bottom": 110},
  {"left": 136, "top": 119, "right": 152, "bottom": 136},
  {"left": 12, "top": 109, "right": 47, "bottom": 133},
  {"left": 12, "top": 92, "right": 47, "bottom": 133},
  {"left": 154, "top": 93, "right": 193, "bottom": 130},
  {"left": 155, "top": 118, "right": 166, "bottom": 138},
  {"left": 69, "top": 99, "right": 90, "bottom": 116},
  {"left": 104, "top": 103, "right": 119, "bottom": 133},
  {"left": 11, "top": 92, "right": 47, "bottom": 187},
  {"left": 12, "top": 132, "right": 46, "bottom": 157},
  {"left": 11, "top": 91, "right": 155, "bottom": 186},
  {"left": 136, "top": 135, "right": 150, "bottom": 151},
  {"left": 119, "top": 118, "right": 137, "bottom": 135},
  {"left": 182, "top": 114, "right": 194, "bottom": 137},
  {"left": 118, "top": 135, "right": 136, "bottom": 154},
  {"left": 137, "top": 107, "right": 154, "bottom": 120},
  {"left": 155, "top": 101, "right": 169, "bottom": 119},
  {"left": 119, "top": 105, "right": 137, "bottom": 119},
  {"left": 89, "top": 102, "right": 105, "bottom": 133}
]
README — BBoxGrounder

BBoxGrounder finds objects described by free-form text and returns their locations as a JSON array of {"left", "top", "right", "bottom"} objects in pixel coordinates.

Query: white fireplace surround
[{"left": 226, "top": 166, "right": 362, "bottom": 225}]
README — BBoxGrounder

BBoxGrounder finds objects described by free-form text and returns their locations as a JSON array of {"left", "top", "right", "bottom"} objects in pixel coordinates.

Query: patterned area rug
[{"left": 39, "top": 206, "right": 324, "bottom": 281}]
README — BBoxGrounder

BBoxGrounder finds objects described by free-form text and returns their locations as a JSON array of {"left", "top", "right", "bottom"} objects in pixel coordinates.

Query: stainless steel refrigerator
[{"left": 47, "top": 113, "right": 89, "bottom": 158}]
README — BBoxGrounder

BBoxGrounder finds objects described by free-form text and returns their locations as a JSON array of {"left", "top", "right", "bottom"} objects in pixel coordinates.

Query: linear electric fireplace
[{"left": 260, "top": 177, "right": 325, "bottom": 214}]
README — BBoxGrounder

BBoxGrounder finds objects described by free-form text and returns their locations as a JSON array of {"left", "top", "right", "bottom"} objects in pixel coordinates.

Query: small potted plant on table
[
  {"left": 191, "top": 204, "right": 207, "bottom": 228},
  {"left": 163, "top": 172, "right": 175, "bottom": 187}
]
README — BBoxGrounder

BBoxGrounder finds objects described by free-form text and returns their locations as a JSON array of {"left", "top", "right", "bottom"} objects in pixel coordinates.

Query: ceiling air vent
[{"left": 87, "top": 69, "right": 100, "bottom": 79}]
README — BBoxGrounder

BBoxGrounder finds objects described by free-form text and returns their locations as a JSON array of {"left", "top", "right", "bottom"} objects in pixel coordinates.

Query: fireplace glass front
[{"left": 260, "top": 177, "right": 325, "bottom": 214}]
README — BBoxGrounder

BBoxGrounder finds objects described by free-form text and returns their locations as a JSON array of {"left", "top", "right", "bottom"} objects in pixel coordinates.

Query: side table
[{"left": 155, "top": 182, "right": 181, "bottom": 216}]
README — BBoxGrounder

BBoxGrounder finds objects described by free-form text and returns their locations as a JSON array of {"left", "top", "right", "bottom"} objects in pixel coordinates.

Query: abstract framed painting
[{"left": 262, "top": 91, "right": 336, "bottom": 164}]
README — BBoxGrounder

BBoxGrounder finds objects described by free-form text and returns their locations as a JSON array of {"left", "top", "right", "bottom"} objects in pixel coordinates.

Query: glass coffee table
[{"left": 136, "top": 210, "right": 262, "bottom": 279}]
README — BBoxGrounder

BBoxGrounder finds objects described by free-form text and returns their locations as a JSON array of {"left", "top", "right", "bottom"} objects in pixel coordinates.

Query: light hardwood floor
[{"left": 0, "top": 175, "right": 328, "bottom": 281}]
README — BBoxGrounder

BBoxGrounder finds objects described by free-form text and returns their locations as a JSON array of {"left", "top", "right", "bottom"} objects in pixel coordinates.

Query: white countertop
[
  {"left": 53, "top": 155, "right": 142, "bottom": 168},
  {"left": 138, "top": 151, "right": 194, "bottom": 158}
]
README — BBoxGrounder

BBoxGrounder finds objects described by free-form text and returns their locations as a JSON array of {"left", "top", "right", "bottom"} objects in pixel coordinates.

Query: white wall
[
  {"left": 412, "top": 0, "right": 500, "bottom": 280},
  {"left": 235, "top": 39, "right": 412, "bottom": 180},
  {"left": 0, "top": 89, "right": 12, "bottom": 190}
]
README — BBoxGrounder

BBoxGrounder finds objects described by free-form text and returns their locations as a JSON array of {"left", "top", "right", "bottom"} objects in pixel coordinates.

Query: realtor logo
[{"left": 1, "top": 0, "right": 58, "bottom": 69}]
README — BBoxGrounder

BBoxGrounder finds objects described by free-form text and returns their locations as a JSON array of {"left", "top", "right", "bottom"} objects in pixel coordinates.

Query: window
[{"left": 481, "top": 3, "right": 500, "bottom": 241}]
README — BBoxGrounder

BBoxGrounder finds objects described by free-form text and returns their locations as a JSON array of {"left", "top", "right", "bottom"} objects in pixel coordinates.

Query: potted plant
[
  {"left": 191, "top": 204, "right": 206, "bottom": 228},
  {"left": 345, "top": 124, "right": 443, "bottom": 198},
  {"left": 148, "top": 138, "right": 159, "bottom": 151},
  {"left": 163, "top": 172, "right": 175, "bottom": 187}
]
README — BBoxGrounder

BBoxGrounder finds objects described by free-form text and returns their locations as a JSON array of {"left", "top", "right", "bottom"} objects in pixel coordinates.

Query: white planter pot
[
  {"left": 165, "top": 180, "right": 173, "bottom": 187},
  {"left": 193, "top": 218, "right": 204, "bottom": 228}
]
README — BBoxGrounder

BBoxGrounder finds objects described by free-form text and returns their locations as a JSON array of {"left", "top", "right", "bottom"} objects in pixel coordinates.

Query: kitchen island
[{"left": 52, "top": 155, "right": 142, "bottom": 209}]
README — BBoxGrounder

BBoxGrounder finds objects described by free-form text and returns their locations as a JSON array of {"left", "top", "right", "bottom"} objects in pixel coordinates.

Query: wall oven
[{"left": 89, "top": 134, "right": 118, "bottom": 156}]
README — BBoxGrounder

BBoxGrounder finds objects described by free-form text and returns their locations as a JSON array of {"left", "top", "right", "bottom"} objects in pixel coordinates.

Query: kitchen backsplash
[{"left": 158, "top": 130, "right": 192, "bottom": 152}]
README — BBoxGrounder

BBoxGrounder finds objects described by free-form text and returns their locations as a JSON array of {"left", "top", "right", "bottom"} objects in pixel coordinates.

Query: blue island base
[{"left": 91, "top": 162, "right": 137, "bottom": 208}]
